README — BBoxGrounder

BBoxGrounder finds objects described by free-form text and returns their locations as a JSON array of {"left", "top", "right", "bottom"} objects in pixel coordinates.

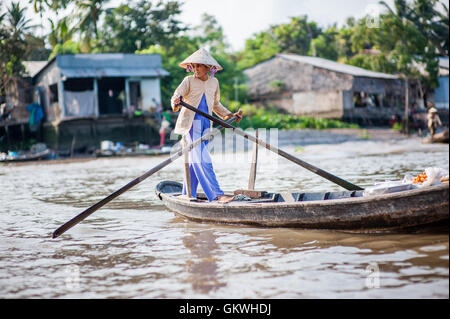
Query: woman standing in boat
[{"left": 171, "top": 48, "right": 242, "bottom": 203}]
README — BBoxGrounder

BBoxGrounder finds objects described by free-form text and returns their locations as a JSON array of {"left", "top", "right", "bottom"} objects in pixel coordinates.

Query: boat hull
[
  {"left": 156, "top": 181, "right": 449, "bottom": 231},
  {"left": 0, "top": 149, "right": 52, "bottom": 163},
  {"left": 422, "top": 130, "right": 449, "bottom": 144}
]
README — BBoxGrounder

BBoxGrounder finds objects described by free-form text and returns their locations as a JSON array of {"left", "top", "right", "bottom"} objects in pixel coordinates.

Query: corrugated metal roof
[
  {"left": 60, "top": 67, "right": 168, "bottom": 78},
  {"left": 34, "top": 53, "right": 169, "bottom": 79},
  {"left": 57, "top": 53, "right": 169, "bottom": 78},
  {"left": 277, "top": 53, "right": 399, "bottom": 79},
  {"left": 23, "top": 61, "right": 48, "bottom": 77}
]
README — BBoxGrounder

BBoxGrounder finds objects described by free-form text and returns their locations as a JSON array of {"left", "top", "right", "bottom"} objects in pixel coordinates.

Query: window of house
[
  {"left": 129, "top": 81, "right": 142, "bottom": 112},
  {"left": 49, "top": 84, "right": 58, "bottom": 103},
  {"left": 353, "top": 92, "right": 382, "bottom": 107},
  {"left": 64, "top": 78, "right": 94, "bottom": 91}
]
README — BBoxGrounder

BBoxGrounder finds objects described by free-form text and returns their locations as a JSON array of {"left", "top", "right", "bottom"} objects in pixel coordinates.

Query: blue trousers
[{"left": 182, "top": 95, "right": 224, "bottom": 201}]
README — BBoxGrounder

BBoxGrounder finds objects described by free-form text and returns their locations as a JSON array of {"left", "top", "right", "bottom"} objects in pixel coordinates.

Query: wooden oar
[
  {"left": 179, "top": 99, "right": 363, "bottom": 191},
  {"left": 52, "top": 113, "right": 241, "bottom": 239}
]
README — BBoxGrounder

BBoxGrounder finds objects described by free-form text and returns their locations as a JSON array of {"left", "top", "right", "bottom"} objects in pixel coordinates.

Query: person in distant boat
[
  {"left": 171, "top": 48, "right": 242, "bottom": 204},
  {"left": 427, "top": 102, "right": 442, "bottom": 137}
]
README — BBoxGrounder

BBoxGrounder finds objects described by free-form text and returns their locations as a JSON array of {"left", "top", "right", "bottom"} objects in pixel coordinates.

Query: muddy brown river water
[{"left": 0, "top": 130, "right": 448, "bottom": 298}]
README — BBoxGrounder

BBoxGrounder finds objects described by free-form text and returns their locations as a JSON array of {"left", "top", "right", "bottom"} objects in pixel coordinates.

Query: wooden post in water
[
  {"left": 5, "top": 124, "right": 10, "bottom": 149},
  {"left": 404, "top": 78, "right": 409, "bottom": 135},
  {"left": 248, "top": 129, "right": 258, "bottom": 190},
  {"left": 70, "top": 133, "right": 76, "bottom": 158},
  {"left": 20, "top": 123, "right": 25, "bottom": 141}
]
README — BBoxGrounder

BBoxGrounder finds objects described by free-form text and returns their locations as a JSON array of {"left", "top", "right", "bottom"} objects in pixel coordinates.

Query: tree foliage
[
  {"left": 311, "top": 25, "right": 339, "bottom": 60},
  {"left": 99, "top": 0, "right": 186, "bottom": 53},
  {"left": 74, "top": 0, "right": 110, "bottom": 52},
  {"left": 134, "top": 10, "right": 250, "bottom": 107},
  {"left": 28, "top": 0, "right": 71, "bottom": 13},
  {"left": 237, "top": 0, "right": 447, "bottom": 95},
  {"left": 271, "top": 15, "right": 321, "bottom": 55},
  {"left": 1, "top": 0, "right": 448, "bottom": 109},
  {"left": 0, "top": 1, "right": 35, "bottom": 95},
  {"left": 237, "top": 31, "right": 280, "bottom": 70}
]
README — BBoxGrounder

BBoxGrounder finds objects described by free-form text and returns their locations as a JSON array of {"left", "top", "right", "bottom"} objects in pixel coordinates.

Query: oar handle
[
  {"left": 179, "top": 100, "right": 363, "bottom": 191},
  {"left": 180, "top": 99, "right": 234, "bottom": 129}
]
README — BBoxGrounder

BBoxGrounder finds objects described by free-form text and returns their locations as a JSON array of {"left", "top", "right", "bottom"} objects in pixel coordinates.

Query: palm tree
[
  {"left": 74, "top": 0, "right": 110, "bottom": 51},
  {"left": 28, "top": 0, "right": 71, "bottom": 13},
  {"left": 48, "top": 16, "right": 76, "bottom": 48},
  {"left": 380, "top": 0, "right": 449, "bottom": 56},
  {"left": 0, "top": 12, "right": 6, "bottom": 33},
  {"left": 7, "top": 1, "right": 34, "bottom": 39},
  {"left": 0, "top": 2, "right": 35, "bottom": 95},
  {"left": 0, "top": 12, "right": 9, "bottom": 94}
]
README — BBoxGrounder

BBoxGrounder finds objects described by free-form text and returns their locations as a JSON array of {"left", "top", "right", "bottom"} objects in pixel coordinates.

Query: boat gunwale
[
  {"left": 156, "top": 181, "right": 449, "bottom": 230},
  {"left": 157, "top": 183, "right": 449, "bottom": 209}
]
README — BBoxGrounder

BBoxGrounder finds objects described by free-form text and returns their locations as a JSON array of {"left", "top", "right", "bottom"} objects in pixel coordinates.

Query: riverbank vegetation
[
  {"left": 1, "top": 0, "right": 448, "bottom": 115},
  {"left": 226, "top": 102, "right": 359, "bottom": 130}
]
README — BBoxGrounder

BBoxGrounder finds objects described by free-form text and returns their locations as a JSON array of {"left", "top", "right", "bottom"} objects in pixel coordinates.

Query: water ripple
[{"left": 0, "top": 138, "right": 448, "bottom": 298}]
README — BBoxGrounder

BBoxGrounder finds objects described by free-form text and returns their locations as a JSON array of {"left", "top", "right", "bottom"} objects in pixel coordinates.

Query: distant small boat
[
  {"left": 0, "top": 149, "right": 52, "bottom": 163},
  {"left": 95, "top": 147, "right": 172, "bottom": 158},
  {"left": 156, "top": 180, "right": 449, "bottom": 232},
  {"left": 422, "top": 129, "right": 449, "bottom": 144}
]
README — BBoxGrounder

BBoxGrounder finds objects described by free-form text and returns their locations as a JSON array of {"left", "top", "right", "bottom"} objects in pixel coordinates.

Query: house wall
[
  {"left": 353, "top": 77, "right": 389, "bottom": 94},
  {"left": 34, "top": 61, "right": 62, "bottom": 122},
  {"left": 244, "top": 56, "right": 314, "bottom": 97},
  {"left": 293, "top": 90, "right": 344, "bottom": 117},
  {"left": 244, "top": 56, "right": 403, "bottom": 120},
  {"left": 311, "top": 67, "right": 353, "bottom": 91},
  {"left": 244, "top": 57, "right": 351, "bottom": 117},
  {"left": 435, "top": 76, "right": 449, "bottom": 109},
  {"left": 5, "top": 77, "right": 35, "bottom": 123},
  {"left": 140, "top": 78, "right": 161, "bottom": 111},
  {"left": 245, "top": 56, "right": 355, "bottom": 96}
]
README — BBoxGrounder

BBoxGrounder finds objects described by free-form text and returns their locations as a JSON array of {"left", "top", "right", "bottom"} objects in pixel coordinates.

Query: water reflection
[
  {"left": 182, "top": 230, "right": 226, "bottom": 294},
  {"left": 0, "top": 137, "right": 448, "bottom": 298}
]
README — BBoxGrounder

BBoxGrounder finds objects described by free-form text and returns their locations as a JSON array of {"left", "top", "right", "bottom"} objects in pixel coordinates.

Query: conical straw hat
[{"left": 179, "top": 48, "right": 223, "bottom": 71}]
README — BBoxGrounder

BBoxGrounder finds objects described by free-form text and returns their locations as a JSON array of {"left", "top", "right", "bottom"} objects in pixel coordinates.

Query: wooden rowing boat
[
  {"left": 0, "top": 149, "right": 52, "bottom": 163},
  {"left": 422, "top": 129, "right": 449, "bottom": 144},
  {"left": 95, "top": 147, "right": 171, "bottom": 158},
  {"left": 156, "top": 180, "right": 449, "bottom": 231}
]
